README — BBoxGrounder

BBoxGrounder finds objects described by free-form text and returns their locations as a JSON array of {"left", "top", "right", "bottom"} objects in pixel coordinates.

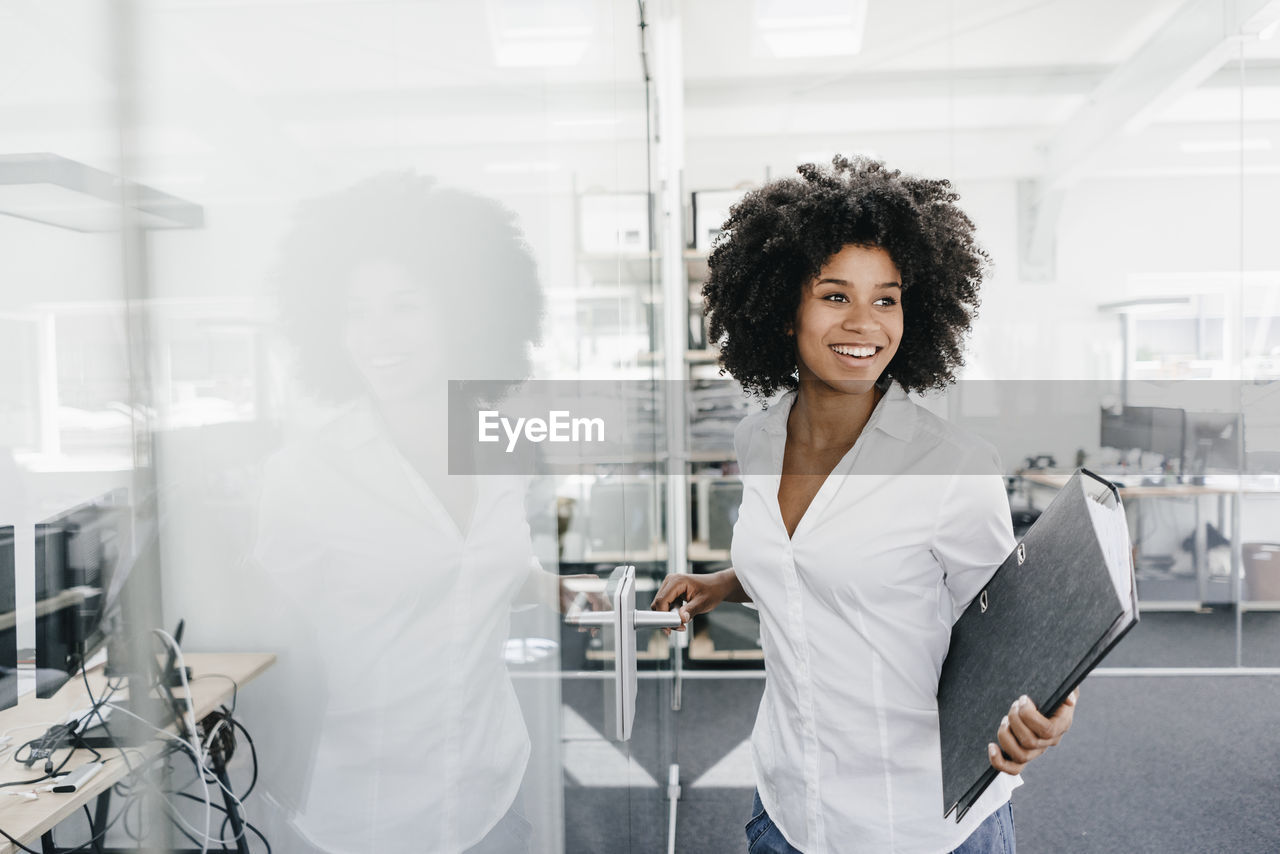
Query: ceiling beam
[
  {"left": 1044, "top": 0, "right": 1280, "bottom": 189},
  {"left": 1022, "top": 0, "right": 1280, "bottom": 281}
]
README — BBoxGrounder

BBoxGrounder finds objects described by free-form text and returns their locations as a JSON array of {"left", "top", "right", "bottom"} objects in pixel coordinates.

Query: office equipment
[
  {"left": 0, "top": 527, "right": 15, "bottom": 711},
  {"left": 48, "top": 760, "right": 104, "bottom": 794},
  {"left": 1183, "top": 411, "right": 1244, "bottom": 476},
  {"left": 1100, "top": 405, "right": 1185, "bottom": 471},
  {"left": 15, "top": 721, "right": 78, "bottom": 770},
  {"left": 937, "top": 469, "right": 1138, "bottom": 821},
  {"left": 34, "top": 491, "right": 131, "bottom": 698}
]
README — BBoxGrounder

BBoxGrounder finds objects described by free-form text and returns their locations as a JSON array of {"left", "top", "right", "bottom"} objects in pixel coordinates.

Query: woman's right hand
[{"left": 650, "top": 569, "right": 746, "bottom": 632}]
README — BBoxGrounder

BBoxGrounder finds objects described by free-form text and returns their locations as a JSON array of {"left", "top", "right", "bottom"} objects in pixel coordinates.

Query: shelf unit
[
  {"left": 562, "top": 198, "right": 763, "bottom": 668},
  {"left": 680, "top": 250, "right": 763, "bottom": 665}
]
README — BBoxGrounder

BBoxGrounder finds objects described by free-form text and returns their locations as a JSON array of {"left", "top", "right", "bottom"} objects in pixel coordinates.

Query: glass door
[
  {"left": 115, "top": 1, "right": 676, "bottom": 852},
  {"left": 0, "top": 2, "right": 676, "bottom": 851}
]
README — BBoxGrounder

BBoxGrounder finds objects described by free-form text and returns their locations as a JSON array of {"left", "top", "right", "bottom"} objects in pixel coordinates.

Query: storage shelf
[
  {"left": 687, "top": 449, "right": 735, "bottom": 463},
  {"left": 563, "top": 546, "right": 669, "bottom": 565},
  {"left": 586, "top": 630, "right": 671, "bottom": 662},
  {"left": 689, "top": 631, "right": 763, "bottom": 662},
  {"left": 684, "top": 250, "right": 710, "bottom": 282},
  {"left": 687, "top": 541, "right": 730, "bottom": 562}
]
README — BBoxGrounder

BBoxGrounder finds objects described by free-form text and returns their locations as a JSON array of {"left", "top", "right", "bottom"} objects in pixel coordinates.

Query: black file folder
[{"left": 937, "top": 468, "right": 1138, "bottom": 821}]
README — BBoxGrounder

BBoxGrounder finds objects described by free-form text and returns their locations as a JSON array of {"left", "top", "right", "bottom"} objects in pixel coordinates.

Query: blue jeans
[{"left": 744, "top": 791, "right": 1016, "bottom": 854}]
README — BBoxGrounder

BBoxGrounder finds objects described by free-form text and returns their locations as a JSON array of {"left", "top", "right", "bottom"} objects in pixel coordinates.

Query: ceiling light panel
[{"left": 753, "top": 0, "right": 868, "bottom": 58}]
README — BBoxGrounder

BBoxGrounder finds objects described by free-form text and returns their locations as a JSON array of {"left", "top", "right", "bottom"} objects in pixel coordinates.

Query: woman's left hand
[{"left": 987, "top": 688, "right": 1079, "bottom": 775}]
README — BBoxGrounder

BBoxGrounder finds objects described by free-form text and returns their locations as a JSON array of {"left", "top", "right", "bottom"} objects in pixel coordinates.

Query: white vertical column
[
  {"left": 36, "top": 311, "right": 60, "bottom": 458},
  {"left": 648, "top": 0, "right": 689, "bottom": 699}
]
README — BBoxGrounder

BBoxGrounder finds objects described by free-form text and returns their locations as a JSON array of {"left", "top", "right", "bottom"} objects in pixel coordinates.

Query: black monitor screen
[
  {"left": 0, "top": 527, "right": 16, "bottom": 711},
  {"left": 1146, "top": 407, "right": 1187, "bottom": 463},
  {"left": 1100, "top": 405, "right": 1185, "bottom": 467},
  {"left": 1184, "top": 412, "right": 1244, "bottom": 474},
  {"left": 34, "top": 490, "right": 131, "bottom": 698}
]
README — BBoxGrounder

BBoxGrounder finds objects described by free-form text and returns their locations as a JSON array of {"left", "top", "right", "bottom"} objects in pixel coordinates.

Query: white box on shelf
[
  {"left": 691, "top": 189, "right": 749, "bottom": 253},
  {"left": 579, "top": 193, "right": 651, "bottom": 255}
]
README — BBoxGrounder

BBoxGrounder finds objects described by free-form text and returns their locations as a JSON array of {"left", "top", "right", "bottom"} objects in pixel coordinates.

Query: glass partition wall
[{"left": 2, "top": 1, "right": 677, "bottom": 852}]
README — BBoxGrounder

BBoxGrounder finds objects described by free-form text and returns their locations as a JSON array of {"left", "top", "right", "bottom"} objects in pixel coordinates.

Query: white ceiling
[{"left": 0, "top": 0, "right": 1277, "bottom": 198}]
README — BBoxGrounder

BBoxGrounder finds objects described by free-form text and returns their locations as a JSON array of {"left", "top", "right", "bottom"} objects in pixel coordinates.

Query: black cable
[
  {"left": 77, "top": 655, "right": 136, "bottom": 778},
  {"left": 225, "top": 715, "right": 259, "bottom": 801},
  {"left": 160, "top": 795, "right": 212, "bottom": 851},
  {"left": 174, "top": 792, "right": 274, "bottom": 853},
  {"left": 218, "top": 811, "right": 271, "bottom": 854},
  {"left": 169, "top": 724, "right": 247, "bottom": 849},
  {"left": 176, "top": 791, "right": 271, "bottom": 854},
  {"left": 172, "top": 707, "right": 268, "bottom": 852},
  {"left": 1, "top": 739, "right": 80, "bottom": 788},
  {"left": 80, "top": 805, "right": 104, "bottom": 854},
  {"left": 172, "top": 792, "right": 273, "bottom": 854},
  {"left": 66, "top": 733, "right": 103, "bottom": 764}
]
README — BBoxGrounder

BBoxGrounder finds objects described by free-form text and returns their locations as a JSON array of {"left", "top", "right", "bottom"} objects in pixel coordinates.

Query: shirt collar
[
  {"left": 760, "top": 379, "right": 916, "bottom": 442},
  {"left": 872, "top": 381, "right": 917, "bottom": 442}
]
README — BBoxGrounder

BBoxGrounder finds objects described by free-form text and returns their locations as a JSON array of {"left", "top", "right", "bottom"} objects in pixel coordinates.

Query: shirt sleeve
[{"left": 931, "top": 446, "right": 1017, "bottom": 623}]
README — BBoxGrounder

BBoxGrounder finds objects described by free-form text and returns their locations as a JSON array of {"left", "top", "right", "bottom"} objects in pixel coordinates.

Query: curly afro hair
[{"left": 702, "top": 156, "right": 987, "bottom": 399}]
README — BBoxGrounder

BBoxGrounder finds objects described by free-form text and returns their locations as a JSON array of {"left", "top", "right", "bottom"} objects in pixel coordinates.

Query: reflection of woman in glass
[
  {"left": 653, "top": 158, "right": 1077, "bottom": 854},
  {"left": 254, "top": 174, "right": 556, "bottom": 853}
]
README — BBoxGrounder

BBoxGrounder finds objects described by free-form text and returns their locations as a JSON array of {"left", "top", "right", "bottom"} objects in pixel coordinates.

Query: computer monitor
[
  {"left": 1100, "top": 405, "right": 1186, "bottom": 470},
  {"left": 707, "top": 480, "right": 743, "bottom": 552},
  {"left": 1183, "top": 412, "right": 1244, "bottom": 475},
  {"left": 34, "top": 489, "right": 131, "bottom": 698},
  {"left": 0, "top": 527, "right": 16, "bottom": 711}
]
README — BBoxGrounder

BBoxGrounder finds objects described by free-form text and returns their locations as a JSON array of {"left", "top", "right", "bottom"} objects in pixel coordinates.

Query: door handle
[{"left": 564, "top": 565, "right": 681, "bottom": 740}]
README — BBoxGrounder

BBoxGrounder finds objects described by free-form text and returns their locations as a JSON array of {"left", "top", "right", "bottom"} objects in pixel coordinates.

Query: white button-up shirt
[{"left": 732, "top": 383, "right": 1021, "bottom": 854}]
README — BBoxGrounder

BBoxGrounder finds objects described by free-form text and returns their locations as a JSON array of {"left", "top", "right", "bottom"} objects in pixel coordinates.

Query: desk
[
  {"left": 1018, "top": 472, "right": 1280, "bottom": 609},
  {"left": 0, "top": 652, "right": 275, "bottom": 854}
]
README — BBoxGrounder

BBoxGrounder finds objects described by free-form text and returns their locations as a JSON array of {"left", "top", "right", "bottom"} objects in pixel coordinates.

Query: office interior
[{"left": 0, "top": 1, "right": 1278, "bottom": 852}]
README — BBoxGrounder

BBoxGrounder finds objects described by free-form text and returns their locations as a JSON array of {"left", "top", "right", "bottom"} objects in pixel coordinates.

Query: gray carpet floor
[{"left": 562, "top": 614, "right": 1280, "bottom": 852}]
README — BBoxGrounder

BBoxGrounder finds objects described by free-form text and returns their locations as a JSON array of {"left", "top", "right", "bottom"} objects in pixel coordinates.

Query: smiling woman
[{"left": 653, "top": 157, "right": 1080, "bottom": 854}]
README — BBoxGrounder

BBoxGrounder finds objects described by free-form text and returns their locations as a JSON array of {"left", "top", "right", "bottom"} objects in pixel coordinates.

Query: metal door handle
[{"left": 563, "top": 565, "right": 681, "bottom": 740}]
